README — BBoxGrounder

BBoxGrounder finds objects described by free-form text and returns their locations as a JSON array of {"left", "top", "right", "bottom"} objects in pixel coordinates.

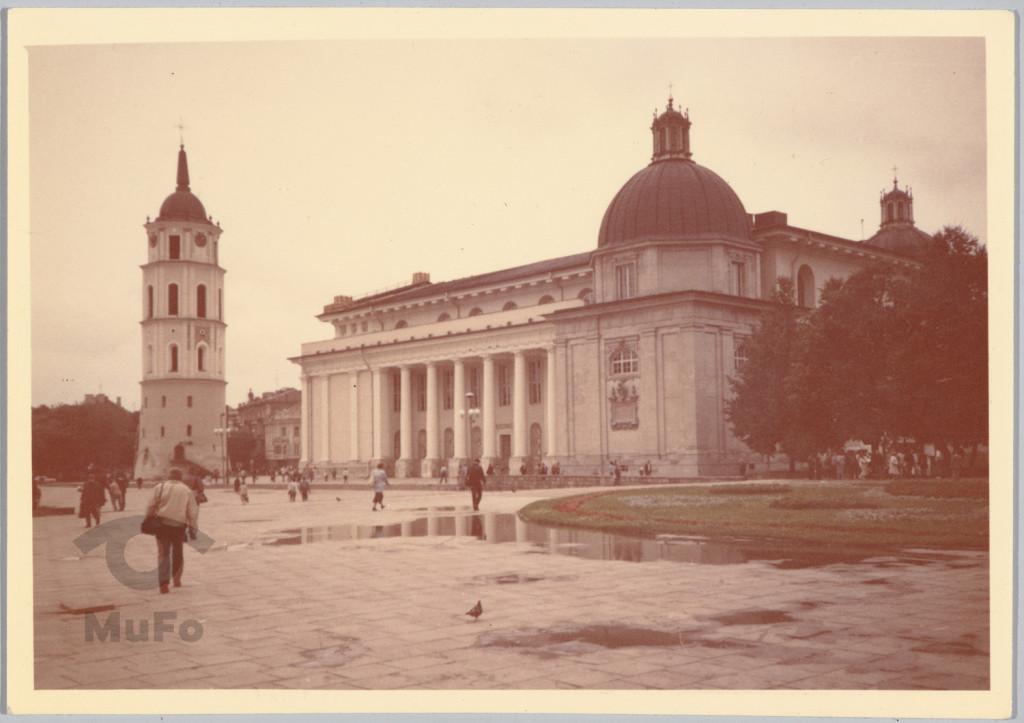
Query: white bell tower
[{"left": 134, "top": 145, "right": 227, "bottom": 479}]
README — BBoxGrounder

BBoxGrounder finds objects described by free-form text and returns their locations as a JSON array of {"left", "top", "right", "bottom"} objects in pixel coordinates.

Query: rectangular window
[
  {"left": 498, "top": 365, "right": 511, "bottom": 407},
  {"left": 294, "top": 426, "right": 300, "bottom": 437},
  {"left": 392, "top": 371, "right": 401, "bottom": 412},
  {"left": 186, "top": 425, "right": 192, "bottom": 437},
  {"left": 529, "top": 359, "right": 543, "bottom": 404},
  {"left": 731, "top": 261, "right": 746, "bottom": 297},
  {"left": 616, "top": 263, "right": 636, "bottom": 300},
  {"left": 468, "top": 368, "right": 480, "bottom": 403},
  {"left": 187, "top": 396, "right": 193, "bottom": 408},
  {"left": 281, "top": 426, "right": 286, "bottom": 437},
  {"left": 169, "top": 235, "right": 181, "bottom": 260},
  {"left": 442, "top": 370, "right": 454, "bottom": 410},
  {"left": 161, "top": 396, "right": 166, "bottom": 408}
]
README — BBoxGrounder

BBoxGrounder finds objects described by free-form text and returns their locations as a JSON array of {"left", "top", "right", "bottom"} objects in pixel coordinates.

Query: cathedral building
[
  {"left": 134, "top": 146, "right": 227, "bottom": 479},
  {"left": 293, "top": 98, "right": 926, "bottom": 478}
]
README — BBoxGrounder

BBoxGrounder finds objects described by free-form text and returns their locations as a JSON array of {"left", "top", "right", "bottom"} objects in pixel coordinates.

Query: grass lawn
[{"left": 518, "top": 479, "right": 988, "bottom": 554}]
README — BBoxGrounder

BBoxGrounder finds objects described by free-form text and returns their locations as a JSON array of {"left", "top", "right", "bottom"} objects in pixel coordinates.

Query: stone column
[
  {"left": 453, "top": 359, "right": 466, "bottom": 461},
  {"left": 315, "top": 374, "right": 330, "bottom": 465},
  {"left": 511, "top": 350, "right": 528, "bottom": 470},
  {"left": 349, "top": 371, "right": 359, "bottom": 463},
  {"left": 546, "top": 345, "right": 558, "bottom": 460},
  {"left": 422, "top": 361, "right": 439, "bottom": 477},
  {"left": 397, "top": 365, "right": 415, "bottom": 477},
  {"left": 371, "top": 367, "right": 384, "bottom": 463},
  {"left": 299, "top": 373, "right": 311, "bottom": 467},
  {"left": 481, "top": 354, "right": 497, "bottom": 464}
]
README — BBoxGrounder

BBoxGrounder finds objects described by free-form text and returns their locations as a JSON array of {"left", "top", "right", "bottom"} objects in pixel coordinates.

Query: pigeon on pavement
[{"left": 465, "top": 600, "right": 483, "bottom": 620}]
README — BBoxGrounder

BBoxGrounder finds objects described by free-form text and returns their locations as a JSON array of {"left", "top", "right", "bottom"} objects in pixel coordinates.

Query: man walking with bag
[
  {"left": 466, "top": 458, "right": 486, "bottom": 511},
  {"left": 144, "top": 468, "right": 198, "bottom": 594}
]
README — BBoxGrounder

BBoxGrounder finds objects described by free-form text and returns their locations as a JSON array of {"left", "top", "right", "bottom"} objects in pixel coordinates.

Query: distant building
[
  {"left": 293, "top": 97, "right": 930, "bottom": 478},
  {"left": 134, "top": 146, "right": 228, "bottom": 479},
  {"left": 233, "top": 388, "right": 301, "bottom": 471},
  {"left": 83, "top": 393, "right": 121, "bottom": 407}
]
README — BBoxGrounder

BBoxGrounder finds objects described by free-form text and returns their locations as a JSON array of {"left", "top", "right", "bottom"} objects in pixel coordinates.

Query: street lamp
[
  {"left": 459, "top": 391, "right": 481, "bottom": 463},
  {"left": 214, "top": 409, "right": 230, "bottom": 484}
]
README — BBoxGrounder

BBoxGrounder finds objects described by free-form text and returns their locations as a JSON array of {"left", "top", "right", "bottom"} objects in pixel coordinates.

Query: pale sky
[{"left": 23, "top": 23, "right": 991, "bottom": 412}]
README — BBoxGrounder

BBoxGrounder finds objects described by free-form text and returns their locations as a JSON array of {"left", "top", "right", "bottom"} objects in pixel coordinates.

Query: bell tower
[{"left": 134, "top": 145, "right": 227, "bottom": 480}]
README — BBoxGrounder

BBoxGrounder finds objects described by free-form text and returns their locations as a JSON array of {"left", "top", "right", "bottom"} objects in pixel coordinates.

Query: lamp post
[
  {"left": 459, "top": 392, "right": 481, "bottom": 464},
  {"left": 214, "top": 408, "right": 229, "bottom": 484}
]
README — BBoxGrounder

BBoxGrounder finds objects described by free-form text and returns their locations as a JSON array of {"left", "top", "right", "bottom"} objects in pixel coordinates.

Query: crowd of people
[{"left": 807, "top": 445, "right": 969, "bottom": 480}]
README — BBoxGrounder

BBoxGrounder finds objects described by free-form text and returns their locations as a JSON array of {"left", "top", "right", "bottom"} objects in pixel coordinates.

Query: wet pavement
[{"left": 30, "top": 480, "right": 990, "bottom": 693}]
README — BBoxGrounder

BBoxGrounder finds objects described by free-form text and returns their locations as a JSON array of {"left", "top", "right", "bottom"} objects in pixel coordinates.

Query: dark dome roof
[
  {"left": 155, "top": 145, "right": 209, "bottom": 223},
  {"left": 866, "top": 225, "right": 933, "bottom": 258},
  {"left": 598, "top": 159, "right": 750, "bottom": 248},
  {"left": 158, "top": 190, "right": 208, "bottom": 223}
]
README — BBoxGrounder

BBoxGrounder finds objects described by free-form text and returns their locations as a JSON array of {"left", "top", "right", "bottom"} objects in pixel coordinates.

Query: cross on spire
[{"left": 176, "top": 118, "right": 187, "bottom": 147}]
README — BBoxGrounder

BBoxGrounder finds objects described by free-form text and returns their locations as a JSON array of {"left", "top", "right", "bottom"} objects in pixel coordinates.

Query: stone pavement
[{"left": 32, "top": 479, "right": 989, "bottom": 691}]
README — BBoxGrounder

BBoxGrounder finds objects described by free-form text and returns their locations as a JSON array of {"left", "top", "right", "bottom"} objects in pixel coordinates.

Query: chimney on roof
[{"left": 412, "top": 272, "right": 430, "bottom": 284}]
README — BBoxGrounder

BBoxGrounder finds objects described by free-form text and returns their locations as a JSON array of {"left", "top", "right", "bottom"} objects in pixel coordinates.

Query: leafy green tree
[
  {"left": 33, "top": 399, "right": 138, "bottom": 480},
  {"left": 726, "top": 278, "right": 808, "bottom": 463}
]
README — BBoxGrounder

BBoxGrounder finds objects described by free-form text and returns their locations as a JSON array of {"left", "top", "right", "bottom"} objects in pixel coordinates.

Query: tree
[
  {"left": 33, "top": 399, "right": 138, "bottom": 480},
  {"left": 726, "top": 278, "right": 809, "bottom": 462},
  {"left": 727, "top": 225, "right": 987, "bottom": 463}
]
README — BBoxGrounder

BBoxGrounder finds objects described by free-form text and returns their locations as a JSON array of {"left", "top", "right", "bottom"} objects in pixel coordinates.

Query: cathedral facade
[
  {"left": 134, "top": 146, "right": 228, "bottom": 479},
  {"left": 293, "top": 99, "right": 925, "bottom": 478}
]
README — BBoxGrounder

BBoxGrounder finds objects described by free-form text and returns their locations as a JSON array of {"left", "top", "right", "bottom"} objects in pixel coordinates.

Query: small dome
[
  {"left": 598, "top": 159, "right": 750, "bottom": 248},
  {"left": 866, "top": 225, "right": 933, "bottom": 257},
  {"left": 158, "top": 190, "right": 208, "bottom": 223}
]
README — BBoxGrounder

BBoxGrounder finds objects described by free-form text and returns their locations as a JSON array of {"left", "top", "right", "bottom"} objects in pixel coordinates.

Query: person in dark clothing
[
  {"left": 466, "top": 458, "right": 486, "bottom": 511},
  {"left": 78, "top": 477, "right": 106, "bottom": 528}
]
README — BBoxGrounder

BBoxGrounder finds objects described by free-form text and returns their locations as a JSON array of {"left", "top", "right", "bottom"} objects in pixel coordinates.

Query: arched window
[
  {"left": 898, "top": 201, "right": 906, "bottom": 220},
  {"left": 393, "top": 431, "right": 401, "bottom": 460},
  {"left": 530, "top": 423, "right": 543, "bottom": 458},
  {"left": 168, "top": 284, "right": 179, "bottom": 316},
  {"left": 169, "top": 344, "right": 179, "bottom": 372},
  {"left": 797, "top": 265, "right": 816, "bottom": 308},
  {"left": 578, "top": 288, "right": 595, "bottom": 305},
  {"left": 394, "top": 320, "right": 408, "bottom": 329},
  {"left": 197, "top": 284, "right": 207, "bottom": 318},
  {"left": 886, "top": 203, "right": 894, "bottom": 222},
  {"left": 468, "top": 307, "right": 483, "bottom": 317},
  {"left": 734, "top": 342, "right": 749, "bottom": 371},
  {"left": 197, "top": 345, "right": 206, "bottom": 372},
  {"left": 610, "top": 348, "right": 639, "bottom": 375},
  {"left": 538, "top": 295, "right": 555, "bottom": 305},
  {"left": 444, "top": 428, "right": 454, "bottom": 459},
  {"left": 147, "top": 285, "right": 154, "bottom": 318},
  {"left": 169, "top": 235, "right": 181, "bottom": 259},
  {"left": 187, "top": 425, "right": 192, "bottom": 437},
  {"left": 218, "top": 289, "right": 223, "bottom": 320},
  {"left": 417, "top": 429, "right": 427, "bottom": 459},
  {"left": 437, "top": 312, "right": 451, "bottom": 322},
  {"left": 502, "top": 301, "right": 518, "bottom": 311}
]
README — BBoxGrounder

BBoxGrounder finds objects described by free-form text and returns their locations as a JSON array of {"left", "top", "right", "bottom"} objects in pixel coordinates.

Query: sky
[{"left": 21, "top": 19, "right": 993, "bottom": 412}]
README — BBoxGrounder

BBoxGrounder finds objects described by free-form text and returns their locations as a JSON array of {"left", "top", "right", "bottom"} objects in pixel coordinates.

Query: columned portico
[
  {"left": 545, "top": 345, "right": 557, "bottom": 462},
  {"left": 371, "top": 367, "right": 385, "bottom": 464},
  {"left": 348, "top": 371, "right": 359, "bottom": 462}
]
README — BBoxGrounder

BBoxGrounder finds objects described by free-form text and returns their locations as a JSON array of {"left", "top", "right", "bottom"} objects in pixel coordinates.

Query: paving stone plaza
[{"left": 27, "top": 478, "right": 996, "bottom": 711}]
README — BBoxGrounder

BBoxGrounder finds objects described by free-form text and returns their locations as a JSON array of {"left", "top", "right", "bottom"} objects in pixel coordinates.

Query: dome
[
  {"left": 598, "top": 159, "right": 751, "bottom": 248},
  {"left": 155, "top": 145, "right": 209, "bottom": 223},
  {"left": 158, "top": 190, "right": 208, "bottom": 223},
  {"left": 598, "top": 99, "right": 750, "bottom": 248},
  {"left": 866, "top": 225, "right": 933, "bottom": 258}
]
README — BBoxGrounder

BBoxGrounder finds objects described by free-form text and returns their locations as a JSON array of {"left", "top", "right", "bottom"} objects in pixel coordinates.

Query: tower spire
[{"left": 176, "top": 145, "right": 191, "bottom": 192}]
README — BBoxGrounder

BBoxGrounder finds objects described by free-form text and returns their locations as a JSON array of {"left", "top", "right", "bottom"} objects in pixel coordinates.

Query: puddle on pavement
[
  {"left": 253, "top": 509, "right": 959, "bottom": 569},
  {"left": 706, "top": 609, "right": 796, "bottom": 626},
  {"left": 479, "top": 625, "right": 684, "bottom": 650},
  {"left": 295, "top": 637, "right": 366, "bottom": 667}
]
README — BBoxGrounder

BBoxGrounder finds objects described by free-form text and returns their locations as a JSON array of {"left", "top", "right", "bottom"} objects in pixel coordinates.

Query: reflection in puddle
[{"left": 258, "top": 508, "right": 865, "bottom": 567}]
